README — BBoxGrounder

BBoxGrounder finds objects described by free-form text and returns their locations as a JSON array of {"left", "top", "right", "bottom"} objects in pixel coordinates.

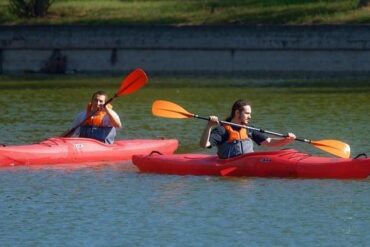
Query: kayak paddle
[
  {"left": 63, "top": 68, "right": 148, "bottom": 137},
  {"left": 151, "top": 100, "right": 351, "bottom": 159}
]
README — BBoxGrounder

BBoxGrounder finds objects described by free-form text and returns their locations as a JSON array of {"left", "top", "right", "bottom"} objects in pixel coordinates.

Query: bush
[{"left": 8, "top": 0, "right": 53, "bottom": 18}]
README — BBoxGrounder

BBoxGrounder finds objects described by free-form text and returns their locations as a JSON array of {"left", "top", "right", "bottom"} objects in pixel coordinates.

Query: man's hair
[
  {"left": 226, "top": 99, "right": 251, "bottom": 121},
  {"left": 91, "top": 90, "right": 108, "bottom": 101}
]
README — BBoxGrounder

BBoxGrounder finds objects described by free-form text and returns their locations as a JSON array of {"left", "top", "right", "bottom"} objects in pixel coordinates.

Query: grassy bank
[{"left": 0, "top": 0, "right": 369, "bottom": 25}]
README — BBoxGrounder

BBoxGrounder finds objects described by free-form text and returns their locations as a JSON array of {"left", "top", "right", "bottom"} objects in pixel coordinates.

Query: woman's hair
[{"left": 226, "top": 99, "right": 250, "bottom": 121}]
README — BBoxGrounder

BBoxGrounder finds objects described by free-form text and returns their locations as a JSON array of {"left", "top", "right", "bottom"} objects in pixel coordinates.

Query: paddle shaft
[{"left": 193, "top": 114, "right": 311, "bottom": 143}]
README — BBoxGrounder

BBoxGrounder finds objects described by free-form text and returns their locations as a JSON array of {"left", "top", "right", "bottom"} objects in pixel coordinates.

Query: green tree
[{"left": 9, "top": 0, "right": 53, "bottom": 18}]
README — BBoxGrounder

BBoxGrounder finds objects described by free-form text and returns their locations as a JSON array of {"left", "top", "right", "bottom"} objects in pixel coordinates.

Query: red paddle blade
[
  {"left": 311, "top": 139, "right": 351, "bottom": 158},
  {"left": 152, "top": 100, "right": 194, "bottom": 119},
  {"left": 116, "top": 68, "right": 148, "bottom": 96}
]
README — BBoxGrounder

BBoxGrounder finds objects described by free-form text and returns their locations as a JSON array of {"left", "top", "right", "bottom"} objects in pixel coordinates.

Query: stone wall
[{"left": 1, "top": 25, "right": 370, "bottom": 77}]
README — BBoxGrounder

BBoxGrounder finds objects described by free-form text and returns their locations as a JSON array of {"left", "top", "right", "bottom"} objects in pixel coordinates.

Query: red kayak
[
  {"left": 133, "top": 149, "right": 370, "bottom": 179},
  {"left": 0, "top": 137, "right": 178, "bottom": 168}
]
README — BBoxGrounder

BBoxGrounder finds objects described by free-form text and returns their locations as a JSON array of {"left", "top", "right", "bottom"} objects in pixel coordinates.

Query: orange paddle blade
[
  {"left": 311, "top": 139, "right": 351, "bottom": 158},
  {"left": 116, "top": 68, "right": 148, "bottom": 96},
  {"left": 152, "top": 100, "right": 194, "bottom": 119}
]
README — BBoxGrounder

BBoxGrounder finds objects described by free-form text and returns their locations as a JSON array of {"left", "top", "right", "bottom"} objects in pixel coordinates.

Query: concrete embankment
[{"left": 1, "top": 25, "right": 370, "bottom": 77}]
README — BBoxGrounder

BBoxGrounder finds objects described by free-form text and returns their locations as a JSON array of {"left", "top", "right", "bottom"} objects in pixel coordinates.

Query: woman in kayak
[
  {"left": 69, "top": 90, "right": 122, "bottom": 144},
  {"left": 199, "top": 99, "right": 296, "bottom": 159}
]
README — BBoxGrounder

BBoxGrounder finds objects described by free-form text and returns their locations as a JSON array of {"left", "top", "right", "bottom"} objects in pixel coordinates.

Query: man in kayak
[
  {"left": 200, "top": 99, "right": 296, "bottom": 159},
  {"left": 69, "top": 90, "right": 122, "bottom": 144}
]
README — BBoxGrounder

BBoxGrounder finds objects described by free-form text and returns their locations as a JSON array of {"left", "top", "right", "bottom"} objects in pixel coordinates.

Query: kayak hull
[
  {"left": 0, "top": 137, "right": 178, "bottom": 167},
  {"left": 132, "top": 149, "right": 370, "bottom": 179}
]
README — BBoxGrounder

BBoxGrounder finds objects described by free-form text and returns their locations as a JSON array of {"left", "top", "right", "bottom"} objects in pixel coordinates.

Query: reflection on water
[{"left": 0, "top": 77, "right": 370, "bottom": 246}]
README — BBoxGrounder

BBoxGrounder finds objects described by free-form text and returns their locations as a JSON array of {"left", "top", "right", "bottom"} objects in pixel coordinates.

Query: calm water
[{"left": 0, "top": 78, "right": 370, "bottom": 246}]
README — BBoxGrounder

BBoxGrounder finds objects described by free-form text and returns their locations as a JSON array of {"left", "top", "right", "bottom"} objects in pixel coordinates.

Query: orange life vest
[
  {"left": 83, "top": 103, "right": 112, "bottom": 127},
  {"left": 223, "top": 124, "right": 248, "bottom": 143}
]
